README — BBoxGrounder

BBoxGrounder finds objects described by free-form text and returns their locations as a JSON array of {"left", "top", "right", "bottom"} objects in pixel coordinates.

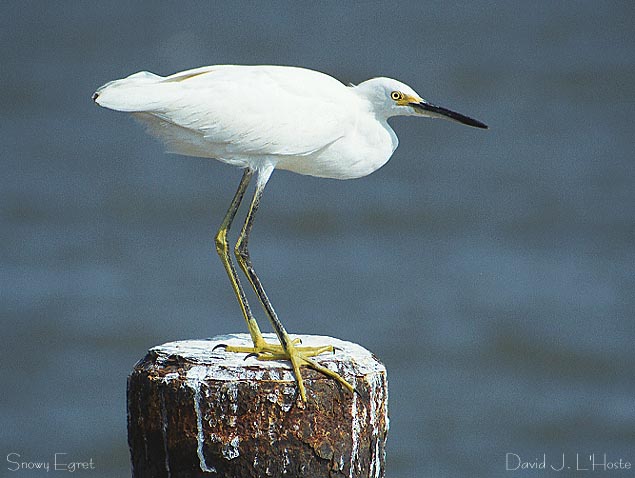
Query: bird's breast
[{"left": 276, "top": 117, "right": 397, "bottom": 180}]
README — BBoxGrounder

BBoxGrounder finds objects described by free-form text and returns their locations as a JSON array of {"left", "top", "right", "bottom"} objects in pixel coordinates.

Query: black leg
[
  {"left": 234, "top": 170, "right": 293, "bottom": 351},
  {"left": 214, "top": 168, "right": 265, "bottom": 347},
  {"left": 232, "top": 167, "right": 354, "bottom": 401}
]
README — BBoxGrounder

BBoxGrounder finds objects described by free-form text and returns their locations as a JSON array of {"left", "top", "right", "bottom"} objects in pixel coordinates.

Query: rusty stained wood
[{"left": 128, "top": 333, "right": 388, "bottom": 478}]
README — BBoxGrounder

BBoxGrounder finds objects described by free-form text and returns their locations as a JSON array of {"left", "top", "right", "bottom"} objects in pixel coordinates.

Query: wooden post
[{"left": 127, "top": 333, "right": 389, "bottom": 478}]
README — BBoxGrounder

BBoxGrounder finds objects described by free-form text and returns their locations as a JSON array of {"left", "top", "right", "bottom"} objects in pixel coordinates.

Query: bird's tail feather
[{"left": 93, "top": 71, "right": 170, "bottom": 112}]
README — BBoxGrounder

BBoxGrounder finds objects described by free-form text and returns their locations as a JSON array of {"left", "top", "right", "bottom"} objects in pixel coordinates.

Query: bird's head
[{"left": 355, "top": 77, "right": 487, "bottom": 129}]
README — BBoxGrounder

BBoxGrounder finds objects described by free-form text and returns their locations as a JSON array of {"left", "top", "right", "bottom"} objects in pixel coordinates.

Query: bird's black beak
[{"left": 411, "top": 101, "right": 488, "bottom": 129}]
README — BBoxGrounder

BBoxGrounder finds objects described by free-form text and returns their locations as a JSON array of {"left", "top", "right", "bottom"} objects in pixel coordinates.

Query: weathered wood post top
[{"left": 128, "top": 333, "right": 389, "bottom": 478}]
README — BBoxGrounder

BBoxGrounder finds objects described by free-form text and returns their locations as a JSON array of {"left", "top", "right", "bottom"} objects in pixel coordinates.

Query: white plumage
[
  {"left": 94, "top": 65, "right": 486, "bottom": 180},
  {"left": 93, "top": 64, "right": 486, "bottom": 401}
]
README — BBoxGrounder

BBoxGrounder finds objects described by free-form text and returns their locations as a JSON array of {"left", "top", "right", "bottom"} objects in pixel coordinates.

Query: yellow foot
[{"left": 216, "top": 339, "right": 355, "bottom": 401}]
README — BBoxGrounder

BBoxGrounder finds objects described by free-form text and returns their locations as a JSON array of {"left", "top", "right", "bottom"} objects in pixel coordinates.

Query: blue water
[{"left": 2, "top": 2, "right": 634, "bottom": 477}]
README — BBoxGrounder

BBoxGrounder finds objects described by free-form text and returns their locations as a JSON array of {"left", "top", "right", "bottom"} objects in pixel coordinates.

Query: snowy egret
[{"left": 93, "top": 65, "right": 487, "bottom": 401}]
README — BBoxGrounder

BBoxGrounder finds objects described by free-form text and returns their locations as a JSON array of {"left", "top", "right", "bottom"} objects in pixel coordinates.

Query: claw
[
  {"left": 352, "top": 384, "right": 362, "bottom": 397},
  {"left": 214, "top": 338, "right": 353, "bottom": 400},
  {"left": 212, "top": 343, "right": 227, "bottom": 352}
]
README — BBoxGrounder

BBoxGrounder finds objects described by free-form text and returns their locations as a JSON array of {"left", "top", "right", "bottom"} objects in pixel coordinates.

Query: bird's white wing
[{"left": 95, "top": 65, "right": 356, "bottom": 158}]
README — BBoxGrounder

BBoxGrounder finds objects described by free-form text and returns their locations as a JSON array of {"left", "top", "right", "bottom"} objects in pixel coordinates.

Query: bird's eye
[{"left": 391, "top": 91, "right": 403, "bottom": 101}]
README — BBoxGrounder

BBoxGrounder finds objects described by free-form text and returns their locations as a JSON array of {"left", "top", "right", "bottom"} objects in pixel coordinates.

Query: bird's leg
[
  {"left": 214, "top": 168, "right": 267, "bottom": 349},
  {"left": 215, "top": 169, "right": 305, "bottom": 357},
  {"left": 232, "top": 167, "right": 354, "bottom": 401}
]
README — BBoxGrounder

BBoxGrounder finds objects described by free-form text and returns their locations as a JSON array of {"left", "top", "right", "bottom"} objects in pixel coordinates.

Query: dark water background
[{"left": 2, "top": 2, "right": 634, "bottom": 477}]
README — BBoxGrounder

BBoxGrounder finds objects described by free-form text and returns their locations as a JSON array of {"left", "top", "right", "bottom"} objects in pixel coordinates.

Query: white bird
[{"left": 93, "top": 64, "right": 487, "bottom": 401}]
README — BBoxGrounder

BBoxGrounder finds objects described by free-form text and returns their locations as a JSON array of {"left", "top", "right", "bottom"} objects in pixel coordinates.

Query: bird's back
[
  {"left": 95, "top": 66, "right": 354, "bottom": 161},
  {"left": 95, "top": 65, "right": 400, "bottom": 179}
]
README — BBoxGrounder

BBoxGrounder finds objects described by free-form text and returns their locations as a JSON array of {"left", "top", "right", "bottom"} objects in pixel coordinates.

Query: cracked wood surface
[{"left": 128, "top": 333, "right": 388, "bottom": 478}]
